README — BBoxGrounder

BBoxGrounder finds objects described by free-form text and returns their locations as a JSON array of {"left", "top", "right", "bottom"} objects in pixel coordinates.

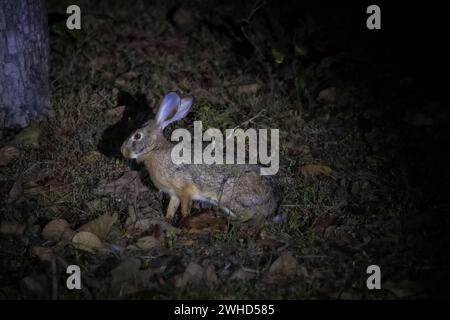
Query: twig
[
  {"left": 292, "top": 59, "right": 304, "bottom": 115},
  {"left": 240, "top": 0, "right": 266, "bottom": 59},
  {"left": 225, "top": 109, "right": 266, "bottom": 140},
  {"left": 243, "top": 0, "right": 266, "bottom": 24}
]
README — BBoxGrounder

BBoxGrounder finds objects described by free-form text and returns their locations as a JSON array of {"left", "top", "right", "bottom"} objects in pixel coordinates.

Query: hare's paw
[
  {"left": 166, "top": 195, "right": 180, "bottom": 220},
  {"left": 180, "top": 194, "right": 193, "bottom": 218}
]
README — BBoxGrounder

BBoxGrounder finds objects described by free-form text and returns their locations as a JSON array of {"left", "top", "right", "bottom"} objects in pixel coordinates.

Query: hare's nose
[{"left": 120, "top": 142, "right": 128, "bottom": 157}]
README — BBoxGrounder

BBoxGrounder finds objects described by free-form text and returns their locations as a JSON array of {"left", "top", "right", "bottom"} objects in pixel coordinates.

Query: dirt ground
[{"left": 1, "top": 1, "right": 450, "bottom": 299}]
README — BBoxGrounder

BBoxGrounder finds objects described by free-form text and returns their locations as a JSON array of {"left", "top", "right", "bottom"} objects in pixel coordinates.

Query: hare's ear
[
  {"left": 156, "top": 92, "right": 181, "bottom": 126},
  {"left": 160, "top": 96, "right": 193, "bottom": 130}
]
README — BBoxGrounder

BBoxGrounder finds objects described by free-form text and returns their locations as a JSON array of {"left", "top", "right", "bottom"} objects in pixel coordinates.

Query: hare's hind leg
[{"left": 166, "top": 195, "right": 180, "bottom": 219}]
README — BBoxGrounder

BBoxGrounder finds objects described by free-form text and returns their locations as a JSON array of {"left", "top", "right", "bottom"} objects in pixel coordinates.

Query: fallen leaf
[
  {"left": 94, "top": 171, "right": 149, "bottom": 196},
  {"left": 269, "top": 251, "right": 300, "bottom": 278},
  {"left": 384, "top": 280, "right": 421, "bottom": 298},
  {"left": 78, "top": 212, "right": 118, "bottom": 240},
  {"left": 101, "top": 71, "right": 114, "bottom": 80},
  {"left": 89, "top": 56, "right": 112, "bottom": 71},
  {"left": 271, "top": 47, "right": 285, "bottom": 64},
  {"left": 317, "top": 87, "right": 337, "bottom": 104},
  {"left": 115, "top": 71, "right": 141, "bottom": 84},
  {"left": 0, "top": 222, "right": 27, "bottom": 235},
  {"left": 128, "top": 40, "right": 152, "bottom": 51},
  {"left": 181, "top": 262, "right": 204, "bottom": 286},
  {"left": 111, "top": 257, "right": 141, "bottom": 294},
  {"left": 285, "top": 143, "right": 310, "bottom": 156},
  {"left": 31, "top": 246, "right": 55, "bottom": 263},
  {"left": 21, "top": 275, "right": 48, "bottom": 297},
  {"left": 23, "top": 178, "right": 72, "bottom": 201},
  {"left": 105, "top": 106, "right": 126, "bottom": 118},
  {"left": 229, "top": 268, "right": 257, "bottom": 281},
  {"left": 351, "top": 181, "right": 360, "bottom": 195},
  {"left": 204, "top": 263, "right": 218, "bottom": 285},
  {"left": 144, "top": 217, "right": 180, "bottom": 234},
  {"left": 80, "top": 151, "right": 103, "bottom": 163},
  {"left": 72, "top": 231, "right": 103, "bottom": 252},
  {"left": 0, "top": 146, "right": 19, "bottom": 166},
  {"left": 11, "top": 126, "right": 40, "bottom": 148},
  {"left": 405, "top": 112, "right": 433, "bottom": 127},
  {"left": 111, "top": 258, "right": 160, "bottom": 296},
  {"left": 85, "top": 199, "right": 104, "bottom": 212},
  {"left": 136, "top": 235, "right": 163, "bottom": 250},
  {"left": 237, "top": 83, "right": 261, "bottom": 95},
  {"left": 124, "top": 206, "right": 137, "bottom": 230},
  {"left": 300, "top": 164, "right": 333, "bottom": 178},
  {"left": 177, "top": 238, "right": 194, "bottom": 246},
  {"left": 253, "top": 237, "right": 285, "bottom": 250},
  {"left": 8, "top": 179, "right": 23, "bottom": 202},
  {"left": 42, "top": 219, "right": 74, "bottom": 242},
  {"left": 159, "top": 38, "right": 188, "bottom": 53},
  {"left": 286, "top": 115, "right": 305, "bottom": 127},
  {"left": 171, "top": 7, "right": 195, "bottom": 31},
  {"left": 310, "top": 214, "right": 338, "bottom": 235},
  {"left": 180, "top": 211, "right": 227, "bottom": 233}
]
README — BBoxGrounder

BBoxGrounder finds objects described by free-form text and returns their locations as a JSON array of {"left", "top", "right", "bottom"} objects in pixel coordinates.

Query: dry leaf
[
  {"left": 111, "top": 258, "right": 160, "bottom": 296},
  {"left": 128, "top": 40, "right": 152, "bottom": 51},
  {"left": 130, "top": 216, "right": 180, "bottom": 235},
  {"left": 177, "top": 238, "right": 195, "bottom": 246},
  {"left": 21, "top": 275, "right": 48, "bottom": 297},
  {"left": 89, "top": 56, "right": 112, "bottom": 71},
  {"left": 23, "top": 178, "right": 72, "bottom": 201},
  {"left": 42, "top": 219, "right": 73, "bottom": 242},
  {"left": 80, "top": 151, "right": 103, "bottom": 163},
  {"left": 300, "top": 164, "right": 333, "bottom": 178},
  {"left": 269, "top": 251, "right": 300, "bottom": 278},
  {"left": 286, "top": 115, "right": 305, "bottom": 127},
  {"left": 111, "top": 257, "right": 141, "bottom": 294},
  {"left": 105, "top": 106, "right": 126, "bottom": 118},
  {"left": 229, "top": 268, "right": 257, "bottom": 281},
  {"left": 310, "top": 214, "right": 338, "bottom": 235},
  {"left": 171, "top": 7, "right": 194, "bottom": 30},
  {"left": 0, "top": 222, "right": 27, "bottom": 235},
  {"left": 182, "top": 262, "right": 204, "bottom": 286},
  {"left": 124, "top": 206, "right": 137, "bottom": 231},
  {"left": 136, "top": 235, "right": 162, "bottom": 250},
  {"left": 317, "top": 87, "right": 337, "bottom": 104},
  {"left": 253, "top": 237, "right": 285, "bottom": 250},
  {"left": 180, "top": 211, "right": 227, "bottom": 233},
  {"left": 115, "top": 71, "right": 141, "bottom": 84},
  {"left": 72, "top": 231, "right": 103, "bottom": 252},
  {"left": 237, "top": 83, "right": 261, "bottom": 95},
  {"left": 159, "top": 38, "right": 188, "bottom": 53},
  {"left": 0, "top": 146, "right": 19, "bottom": 166},
  {"left": 204, "top": 263, "right": 218, "bottom": 285},
  {"left": 78, "top": 212, "right": 118, "bottom": 240},
  {"left": 85, "top": 199, "right": 104, "bottom": 212},
  {"left": 11, "top": 126, "right": 40, "bottom": 148},
  {"left": 8, "top": 179, "right": 23, "bottom": 202},
  {"left": 94, "top": 171, "right": 149, "bottom": 196},
  {"left": 31, "top": 246, "right": 55, "bottom": 263},
  {"left": 384, "top": 281, "right": 421, "bottom": 298}
]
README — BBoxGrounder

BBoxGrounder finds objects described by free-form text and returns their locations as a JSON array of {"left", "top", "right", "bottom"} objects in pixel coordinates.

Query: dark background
[{"left": 1, "top": 0, "right": 449, "bottom": 299}]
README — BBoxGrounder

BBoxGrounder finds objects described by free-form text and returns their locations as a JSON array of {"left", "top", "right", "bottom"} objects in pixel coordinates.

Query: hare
[{"left": 121, "top": 92, "right": 280, "bottom": 228}]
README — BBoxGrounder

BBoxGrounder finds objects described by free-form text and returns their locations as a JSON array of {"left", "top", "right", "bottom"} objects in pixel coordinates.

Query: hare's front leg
[
  {"left": 166, "top": 195, "right": 180, "bottom": 219},
  {"left": 180, "top": 193, "right": 193, "bottom": 218}
]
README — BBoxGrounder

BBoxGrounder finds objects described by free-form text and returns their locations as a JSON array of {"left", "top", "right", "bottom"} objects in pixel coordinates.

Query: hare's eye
[{"left": 133, "top": 133, "right": 142, "bottom": 140}]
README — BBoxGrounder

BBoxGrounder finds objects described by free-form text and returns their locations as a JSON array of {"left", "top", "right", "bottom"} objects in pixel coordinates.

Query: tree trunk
[{"left": 0, "top": 0, "right": 50, "bottom": 129}]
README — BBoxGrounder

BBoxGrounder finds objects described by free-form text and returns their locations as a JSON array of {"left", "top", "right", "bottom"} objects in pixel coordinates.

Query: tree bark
[{"left": 0, "top": 0, "right": 50, "bottom": 129}]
